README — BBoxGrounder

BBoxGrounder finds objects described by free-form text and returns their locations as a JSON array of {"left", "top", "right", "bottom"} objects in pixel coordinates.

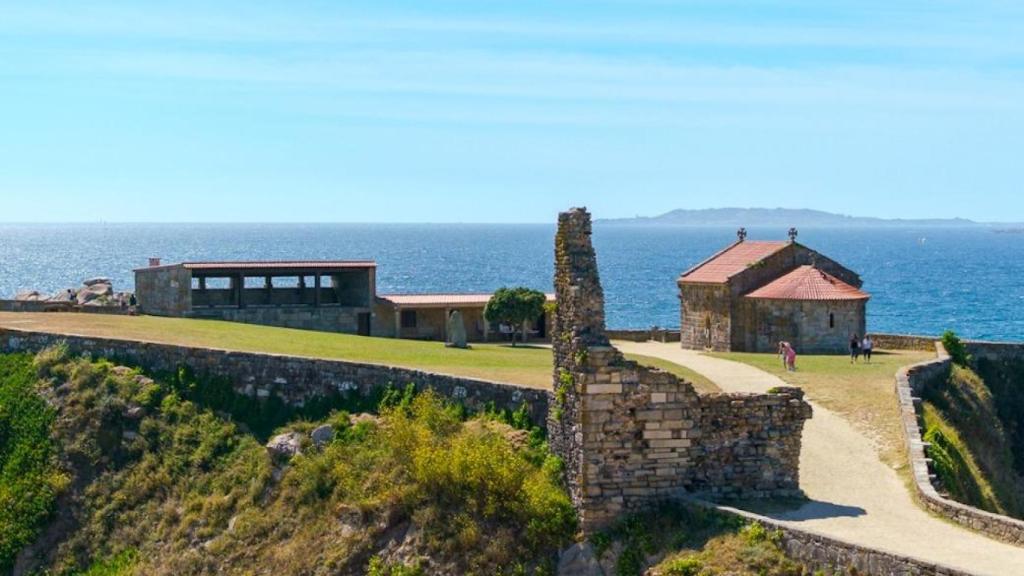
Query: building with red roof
[{"left": 678, "top": 230, "right": 868, "bottom": 353}]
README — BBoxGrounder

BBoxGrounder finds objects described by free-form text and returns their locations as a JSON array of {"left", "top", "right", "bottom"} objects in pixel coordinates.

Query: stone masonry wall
[
  {"left": 190, "top": 305, "right": 364, "bottom": 334},
  {"left": 738, "top": 298, "right": 865, "bottom": 354},
  {"left": 0, "top": 328, "right": 549, "bottom": 425},
  {"left": 678, "top": 283, "right": 732, "bottom": 351},
  {"left": 134, "top": 265, "right": 192, "bottom": 316},
  {"left": 550, "top": 208, "right": 812, "bottom": 533},
  {"left": 897, "top": 341, "right": 1024, "bottom": 546}
]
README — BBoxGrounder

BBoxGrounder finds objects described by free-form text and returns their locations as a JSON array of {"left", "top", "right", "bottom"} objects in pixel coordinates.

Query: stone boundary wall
[
  {"left": 868, "top": 332, "right": 938, "bottom": 351},
  {"left": 896, "top": 341, "right": 1024, "bottom": 546},
  {"left": 0, "top": 327, "right": 550, "bottom": 425},
  {"left": 604, "top": 328, "right": 681, "bottom": 343},
  {"left": 701, "top": 500, "right": 974, "bottom": 576},
  {"left": 0, "top": 300, "right": 130, "bottom": 315}
]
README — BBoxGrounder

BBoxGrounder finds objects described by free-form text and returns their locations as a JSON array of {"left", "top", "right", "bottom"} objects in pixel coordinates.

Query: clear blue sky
[{"left": 2, "top": 1, "right": 1022, "bottom": 223}]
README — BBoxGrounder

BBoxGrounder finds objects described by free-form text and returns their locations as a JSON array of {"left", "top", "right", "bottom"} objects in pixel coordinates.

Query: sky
[{"left": 1, "top": 1, "right": 1022, "bottom": 223}]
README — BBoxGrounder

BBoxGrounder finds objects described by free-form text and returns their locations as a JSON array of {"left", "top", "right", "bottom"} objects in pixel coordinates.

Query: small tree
[
  {"left": 941, "top": 330, "right": 971, "bottom": 367},
  {"left": 484, "top": 287, "right": 546, "bottom": 346}
]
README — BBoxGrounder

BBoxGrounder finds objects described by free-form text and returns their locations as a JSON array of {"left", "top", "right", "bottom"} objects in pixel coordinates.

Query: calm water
[{"left": 1, "top": 223, "right": 1022, "bottom": 341}]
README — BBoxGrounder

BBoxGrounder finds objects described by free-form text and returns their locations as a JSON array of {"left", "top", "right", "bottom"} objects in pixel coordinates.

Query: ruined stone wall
[
  {"left": 551, "top": 208, "right": 812, "bottom": 533},
  {"left": 0, "top": 327, "right": 549, "bottom": 425}
]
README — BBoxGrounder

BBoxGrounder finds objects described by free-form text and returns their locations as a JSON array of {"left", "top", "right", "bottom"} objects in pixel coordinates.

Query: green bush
[
  {"left": 662, "top": 555, "right": 703, "bottom": 576},
  {"left": 0, "top": 353, "right": 66, "bottom": 571},
  {"left": 941, "top": 330, "right": 971, "bottom": 367}
]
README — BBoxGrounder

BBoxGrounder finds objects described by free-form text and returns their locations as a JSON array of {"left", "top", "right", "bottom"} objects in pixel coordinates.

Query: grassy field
[
  {"left": 0, "top": 312, "right": 718, "bottom": 393},
  {"left": 710, "top": 349, "right": 932, "bottom": 470}
]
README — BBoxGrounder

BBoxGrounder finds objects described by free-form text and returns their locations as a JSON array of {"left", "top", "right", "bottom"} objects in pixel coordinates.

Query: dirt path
[{"left": 615, "top": 341, "right": 1024, "bottom": 576}]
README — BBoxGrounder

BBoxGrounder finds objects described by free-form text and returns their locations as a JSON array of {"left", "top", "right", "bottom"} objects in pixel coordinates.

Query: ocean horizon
[{"left": 2, "top": 223, "right": 1021, "bottom": 342}]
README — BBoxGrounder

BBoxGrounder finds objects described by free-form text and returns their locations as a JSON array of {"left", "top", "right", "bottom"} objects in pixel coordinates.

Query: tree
[{"left": 484, "top": 287, "right": 546, "bottom": 346}]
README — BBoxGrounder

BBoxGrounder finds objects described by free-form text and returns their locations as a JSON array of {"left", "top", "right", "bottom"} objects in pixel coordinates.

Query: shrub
[
  {"left": 941, "top": 330, "right": 971, "bottom": 367},
  {"left": 0, "top": 353, "right": 66, "bottom": 571},
  {"left": 662, "top": 555, "right": 703, "bottom": 576}
]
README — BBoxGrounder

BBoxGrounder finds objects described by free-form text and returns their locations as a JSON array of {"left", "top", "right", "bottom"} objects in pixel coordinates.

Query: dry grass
[{"left": 709, "top": 349, "right": 933, "bottom": 470}]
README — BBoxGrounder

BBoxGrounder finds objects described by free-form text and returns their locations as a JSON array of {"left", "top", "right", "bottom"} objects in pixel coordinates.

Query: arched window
[{"left": 829, "top": 312, "right": 835, "bottom": 329}]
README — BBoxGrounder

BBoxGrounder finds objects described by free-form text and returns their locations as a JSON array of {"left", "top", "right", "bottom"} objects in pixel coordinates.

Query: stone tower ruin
[{"left": 549, "top": 207, "right": 812, "bottom": 533}]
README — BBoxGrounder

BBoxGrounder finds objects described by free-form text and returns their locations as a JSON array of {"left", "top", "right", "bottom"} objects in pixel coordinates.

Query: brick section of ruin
[{"left": 550, "top": 207, "right": 813, "bottom": 533}]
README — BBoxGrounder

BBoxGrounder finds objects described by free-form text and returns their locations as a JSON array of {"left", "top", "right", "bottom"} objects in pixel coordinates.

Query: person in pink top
[{"left": 784, "top": 342, "right": 797, "bottom": 372}]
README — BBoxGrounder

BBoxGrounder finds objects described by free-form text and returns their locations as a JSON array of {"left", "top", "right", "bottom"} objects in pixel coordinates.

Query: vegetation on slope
[
  {"left": 922, "top": 362, "right": 1024, "bottom": 518},
  {"left": 0, "top": 354, "right": 67, "bottom": 572},
  {"left": 585, "top": 503, "right": 810, "bottom": 576},
  {"left": 6, "top": 347, "right": 575, "bottom": 575}
]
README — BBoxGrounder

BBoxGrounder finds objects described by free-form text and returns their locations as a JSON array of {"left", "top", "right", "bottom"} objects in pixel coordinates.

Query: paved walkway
[{"left": 615, "top": 341, "right": 1024, "bottom": 576}]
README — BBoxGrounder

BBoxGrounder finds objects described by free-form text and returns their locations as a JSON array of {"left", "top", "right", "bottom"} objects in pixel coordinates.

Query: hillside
[
  {"left": 599, "top": 207, "right": 984, "bottom": 228},
  {"left": 1, "top": 347, "right": 811, "bottom": 576},
  {"left": 920, "top": 357, "right": 1024, "bottom": 517}
]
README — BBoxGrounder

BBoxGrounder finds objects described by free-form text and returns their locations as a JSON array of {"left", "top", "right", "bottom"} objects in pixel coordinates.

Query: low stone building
[
  {"left": 134, "top": 259, "right": 551, "bottom": 341},
  {"left": 373, "top": 293, "right": 554, "bottom": 343},
  {"left": 134, "top": 260, "right": 378, "bottom": 334},
  {"left": 678, "top": 230, "right": 868, "bottom": 353}
]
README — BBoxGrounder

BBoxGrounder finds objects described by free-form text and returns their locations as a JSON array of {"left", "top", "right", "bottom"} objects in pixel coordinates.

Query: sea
[{"left": 0, "top": 223, "right": 1021, "bottom": 342}]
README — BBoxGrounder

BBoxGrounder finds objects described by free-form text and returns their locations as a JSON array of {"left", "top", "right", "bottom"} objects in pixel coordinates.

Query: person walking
[
  {"left": 778, "top": 341, "right": 789, "bottom": 370},
  {"left": 862, "top": 334, "right": 873, "bottom": 363},
  {"left": 849, "top": 334, "right": 861, "bottom": 363},
  {"left": 784, "top": 342, "right": 797, "bottom": 372}
]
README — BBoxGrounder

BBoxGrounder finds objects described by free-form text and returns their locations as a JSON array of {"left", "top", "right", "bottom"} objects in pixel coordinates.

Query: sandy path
[{"left": 615, "top": 341, "right": 1024, "bottom": 576}]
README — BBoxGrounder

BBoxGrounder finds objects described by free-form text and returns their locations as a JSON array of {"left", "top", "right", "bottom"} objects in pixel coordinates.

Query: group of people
[
  {"left": 849, "top": 334, "right": 873, "bottom": 363},
  {"left": 777, "top": 333, "right": 874, "bottom": 371}
]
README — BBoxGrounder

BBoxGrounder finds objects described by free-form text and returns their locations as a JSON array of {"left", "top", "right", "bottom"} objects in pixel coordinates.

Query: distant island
[{"left": 599, "top": 208, "right": 1010, "bottom": 228}]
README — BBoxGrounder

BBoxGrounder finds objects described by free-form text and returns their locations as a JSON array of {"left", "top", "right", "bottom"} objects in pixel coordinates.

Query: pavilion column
[
  {"left": 443, "top": 307, "right": 450, "bottom": 342},
  {"left": 236, "top": 274, "right": 245, "bottom": 308},
  {"left": 314, "top": 275, "right": 321, "bottom": 307},
  {"left": 394, "top": 305, "right": 402, "bottom": 338},
  {"left": 483, "top": 317, "right": 490, "bottom": 342}
]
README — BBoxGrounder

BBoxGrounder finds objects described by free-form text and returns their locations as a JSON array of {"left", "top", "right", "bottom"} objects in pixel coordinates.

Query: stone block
[{"left": 586, "top": 383, "right": 623, "bottom": 395}]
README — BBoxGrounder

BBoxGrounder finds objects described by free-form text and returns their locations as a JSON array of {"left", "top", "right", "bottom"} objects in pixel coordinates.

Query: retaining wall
[
  {"left": 0, "top": 327, "right": 550, "bottom": 424},
  {"left": 869, "top": 332, "right": 938, "bottom": 351},
  {"left": 705, "top": 501, "right": 974, "bottom": 576},
  {"left": 604, "top": 328, "right": 681, "bottom": 343},
  {"left": 896, "top": 341, "right": 1024, "bottom": 546}
]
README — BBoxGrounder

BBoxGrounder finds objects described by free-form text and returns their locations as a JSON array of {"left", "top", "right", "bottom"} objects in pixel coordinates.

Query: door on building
[
  {"left": 357, "top": 312, "right": 371, "bottom": 336},
  {"left": 703, "top": 315, "right": 713, "bottom": 348}
]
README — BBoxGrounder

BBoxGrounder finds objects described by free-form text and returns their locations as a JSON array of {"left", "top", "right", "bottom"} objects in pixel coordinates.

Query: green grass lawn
[
  {"left": 0, "top": 312, "right": 719, "bottom": 393},
  {"left": 709, "top": 349, "right": 932, "bottom": 470}
]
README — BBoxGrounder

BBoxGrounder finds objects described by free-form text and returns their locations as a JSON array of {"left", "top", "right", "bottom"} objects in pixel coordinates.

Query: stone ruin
[{"left": 548, "top": 207, "right": 813, "bottom": 533}]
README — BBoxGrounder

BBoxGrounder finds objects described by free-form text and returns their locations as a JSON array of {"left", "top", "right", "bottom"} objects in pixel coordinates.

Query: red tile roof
[
  {"left": 679, "top": 241, "right": 789, "bottom": 284},
  {"left": 381, "top": 293, "right": 555, "bottom": 307},
  {"left": 744, "top": 266, "right": 869, "bottom": 301}
]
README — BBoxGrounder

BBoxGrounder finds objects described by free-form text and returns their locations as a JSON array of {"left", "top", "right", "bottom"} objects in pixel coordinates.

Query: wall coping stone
[{"left": 896, "top": 340, "right": 1024, "bottom": 546}]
